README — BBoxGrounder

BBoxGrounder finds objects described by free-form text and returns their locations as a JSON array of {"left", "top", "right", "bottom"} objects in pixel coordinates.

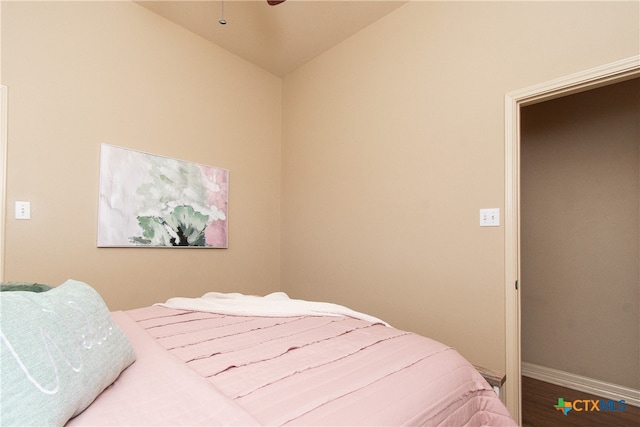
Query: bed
[{"left": 1, "top": 280, "right": 517, "bottom": 426}]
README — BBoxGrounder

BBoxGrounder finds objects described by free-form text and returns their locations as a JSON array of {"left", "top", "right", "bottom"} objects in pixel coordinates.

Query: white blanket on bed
[{"left": 157, "top": 292, "right": 391, "bottom": 327}]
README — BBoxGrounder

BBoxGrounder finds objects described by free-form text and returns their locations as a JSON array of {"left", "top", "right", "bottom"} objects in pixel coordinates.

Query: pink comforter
[{"left": 70, "top": 307, "right": 516, "bottom": 426}]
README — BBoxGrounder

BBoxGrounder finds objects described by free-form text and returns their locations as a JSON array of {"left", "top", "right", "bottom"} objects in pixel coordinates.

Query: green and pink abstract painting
[{"left": 97, "top": 144, "right": 228, "bottom": 248}]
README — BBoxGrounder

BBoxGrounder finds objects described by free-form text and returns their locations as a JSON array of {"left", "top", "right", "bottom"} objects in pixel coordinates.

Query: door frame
[
  {"left": 503, "top": 55, "right": 640, "bottom": 424},
  {"left": 0, "top": 85, "right": 7, "bottom": 282}
]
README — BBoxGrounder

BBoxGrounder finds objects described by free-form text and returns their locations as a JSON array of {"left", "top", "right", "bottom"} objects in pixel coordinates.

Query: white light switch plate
[
  {"left": 15, "top": 201, "right": 31, "bottom": 220},
  {"left": 480, "top": 208, "right": 499, "bottom": 226}
]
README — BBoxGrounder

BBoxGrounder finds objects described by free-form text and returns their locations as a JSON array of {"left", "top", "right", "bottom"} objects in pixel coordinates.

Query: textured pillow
[
  {"left": 0, "top": 282, "right": 52, "bottom": 292},
  {"left": 0, "top": 279, "right": 136, "bottom": 426}
]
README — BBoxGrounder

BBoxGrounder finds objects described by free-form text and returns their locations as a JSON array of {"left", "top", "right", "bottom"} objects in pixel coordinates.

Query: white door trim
[
  {"left": 504, "top": 55, "right": 640, "bottom": 424},
  {"left": 0, "top": 85, "right": 7, "bottom": 282}
]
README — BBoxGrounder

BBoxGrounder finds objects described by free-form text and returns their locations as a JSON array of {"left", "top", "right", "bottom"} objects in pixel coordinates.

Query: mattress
[{"left": 69, "top": 300, "right": 517, "bottom": 426}]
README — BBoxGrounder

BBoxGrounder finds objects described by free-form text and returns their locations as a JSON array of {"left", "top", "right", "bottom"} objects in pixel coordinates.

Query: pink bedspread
[
  {"left": 67, "top": 311, "right": 259, "bottom": 426},
  {"left": 71, "top": 307, "right": 517, "bottom": 426}
]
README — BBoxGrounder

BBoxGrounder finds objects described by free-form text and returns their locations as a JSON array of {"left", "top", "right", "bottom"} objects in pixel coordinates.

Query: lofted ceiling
[{"left": 135, "top": 0, "right": 407, "bottom": 77}]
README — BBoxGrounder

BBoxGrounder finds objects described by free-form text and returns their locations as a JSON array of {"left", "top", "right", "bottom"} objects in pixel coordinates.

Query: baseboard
[{"left": 522, "top": 362, "right": 640, "bottom": 408}]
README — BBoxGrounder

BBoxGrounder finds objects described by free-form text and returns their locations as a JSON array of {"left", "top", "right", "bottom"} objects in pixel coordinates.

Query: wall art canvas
[{"left": 98, "top": 144, "right": 228, "bottom": 248}]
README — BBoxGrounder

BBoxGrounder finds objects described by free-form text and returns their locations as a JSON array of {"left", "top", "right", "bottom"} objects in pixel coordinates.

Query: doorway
[
  {"left": 519, "top": 78, "right": 639, "bottom": 424},
  {"left": 503, "top": 56, "right": 640, "bottom": 424}
]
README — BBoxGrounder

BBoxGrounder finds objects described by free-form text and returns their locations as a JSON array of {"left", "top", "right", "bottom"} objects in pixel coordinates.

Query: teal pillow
[
  {"left": 0, "top": 282, "right": 52, "bottom": 292},
  {"left": 0, "top": 279, "right": 136, "bottom": 426}
]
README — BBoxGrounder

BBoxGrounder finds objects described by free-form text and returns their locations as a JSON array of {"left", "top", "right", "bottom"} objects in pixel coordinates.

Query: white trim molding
[
  {"left": 0, "top": 85, "right": 7, "bottom": 282},
  {"left": 522, "top": 362, "right": 640, "bottom": 408}
]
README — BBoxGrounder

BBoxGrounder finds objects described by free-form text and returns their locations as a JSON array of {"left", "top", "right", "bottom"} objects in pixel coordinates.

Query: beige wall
[
  {"left": 1, "top": 1, "right": 282, "bottom": 309},
  {"left": 521, "top": 79, "right": 639, "bottom": 389},
  {"left": 2, "top": 0, "right": 639, "bottom": 385},
  {"left": 281, "top": 0, "right": 640, "bottom": 373}
]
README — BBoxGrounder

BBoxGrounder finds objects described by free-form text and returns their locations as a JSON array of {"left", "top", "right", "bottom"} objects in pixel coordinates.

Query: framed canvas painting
[{"left": 97, "top": 144, "right": 228, "bottom": 248}]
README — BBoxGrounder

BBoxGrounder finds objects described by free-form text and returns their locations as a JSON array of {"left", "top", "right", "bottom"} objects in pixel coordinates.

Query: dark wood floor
[{"left": 522, "top": 376, "right": 640, "bottom": 427}]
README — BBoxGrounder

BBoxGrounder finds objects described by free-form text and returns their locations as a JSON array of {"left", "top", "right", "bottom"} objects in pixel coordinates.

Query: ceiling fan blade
[{"left": 267, "top": 0, "right": 286, "bottom": 5}]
